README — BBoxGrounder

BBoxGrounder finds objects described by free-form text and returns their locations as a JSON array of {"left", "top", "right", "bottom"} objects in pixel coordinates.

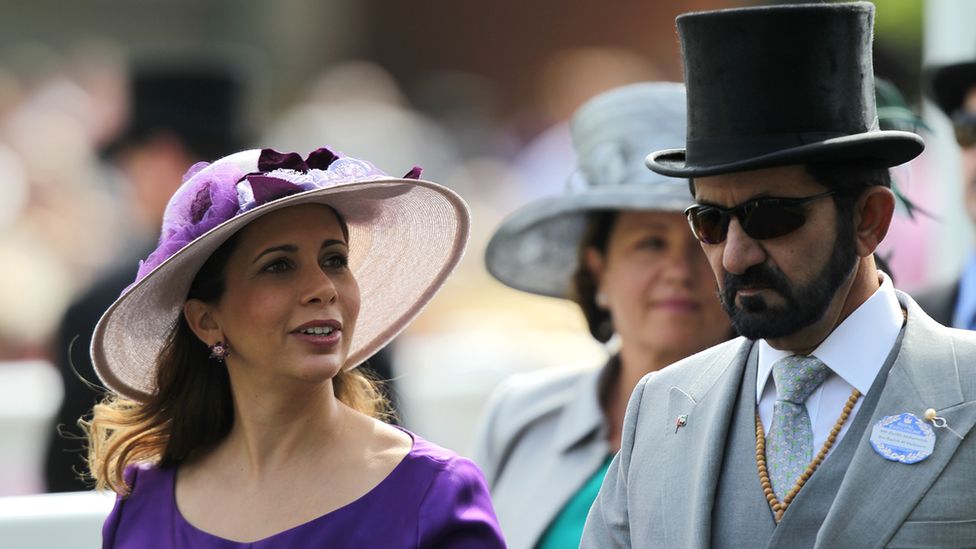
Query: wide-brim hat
[
  {"left": 486, "top": 82, "right": 691, "bottom": 299},
  {"left": 925, "top": 59, "right": 976, "bottom": 117},
  {"left": 646, "top": 2, "right": 924, "bottom": 178},
  {"left": 92, "top": 148, "right": 470, "bottom": 402}
]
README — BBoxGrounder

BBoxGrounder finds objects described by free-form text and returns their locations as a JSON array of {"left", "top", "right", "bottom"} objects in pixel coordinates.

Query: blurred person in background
[
  {"left": 472, "top": 82, "right": 732, "bottom": 549},
  {"left": 0, "top": 42, "right": 127, "bottom": 497},
  {"left": 45, "top": 60, "right": 248, "bottom": 492},
  {"left": 0, "top": 177, "right": 69, "bottom": 495},
  {"left": 0, "top": 41, "right": 128, "bottom": 360},
  {"left": 86, "top": 147, "right": 503, "bottom": 547},
  {"left": 917, "top": 54, "right": 976, "bottom": 329},
  {"left": 870, "top": 77, "right": 933, "bottom": 282},
  {"left": 508, "top": 47, "right": 664, "bottom": 205}
]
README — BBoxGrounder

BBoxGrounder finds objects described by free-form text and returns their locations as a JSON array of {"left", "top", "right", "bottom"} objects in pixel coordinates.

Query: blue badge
[{"left": 870, "top": 413, "right": 935, "bottom": 464}]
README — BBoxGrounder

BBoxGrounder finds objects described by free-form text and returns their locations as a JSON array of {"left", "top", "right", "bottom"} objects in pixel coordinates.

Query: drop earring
[
  {"left": 595, "top": 292, "right": 609, "bottom": 309},
  {"left": 209, "top": 341, "right": 229, "bottom": 363}
]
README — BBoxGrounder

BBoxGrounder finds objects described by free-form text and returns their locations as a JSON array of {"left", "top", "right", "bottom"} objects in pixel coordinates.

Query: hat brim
[
  {"left": 646, "top": 130, "right": 924, "bottom": 178},
  {"left": 92, "top": 176, "right": 469, "bottom": 402},
  {"left": 485, "top": 182, "right": 692, "bottom": 299},
  {"left": 927, "top": 60, "right": 976, "bottom": 116}
]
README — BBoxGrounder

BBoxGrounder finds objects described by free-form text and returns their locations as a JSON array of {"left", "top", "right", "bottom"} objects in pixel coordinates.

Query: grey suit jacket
[
  {"left": 473, "top": 362, "right": 612, "bottom": 549},
  {"left": 581, "top": 291, "right": 976, "bottom": 548}
]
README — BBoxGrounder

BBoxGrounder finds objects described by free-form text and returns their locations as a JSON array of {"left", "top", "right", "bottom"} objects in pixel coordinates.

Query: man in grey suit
[
  {"left": 582, "top": 3, "right": 976, "bottom": 548},
  {"left": 917, "top": 52, "right": 976, "bottom": 329}
]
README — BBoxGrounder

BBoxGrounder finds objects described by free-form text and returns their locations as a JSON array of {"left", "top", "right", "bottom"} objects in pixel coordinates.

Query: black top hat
[
  {"left": 647, "top": 2, "right": 924, "bottom": 178},
  {"left": 925, "top": 59, "right": 976, "bottom": 117},
  {"left": 101, "top": 62, "right": 247, "bottom": 161}
]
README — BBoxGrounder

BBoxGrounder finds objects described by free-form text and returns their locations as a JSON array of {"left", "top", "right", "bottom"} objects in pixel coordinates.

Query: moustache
[{"left": 723, "top": 263, "right": 792, "bottom": 301}]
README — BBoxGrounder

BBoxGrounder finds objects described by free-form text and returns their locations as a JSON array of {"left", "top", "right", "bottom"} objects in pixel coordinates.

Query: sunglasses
[
  {"left": 684, "top": 190, "right": 835, "bottom": 244},
  {"left": 952, "top": 110, "right": 976, "bottom": 148}
]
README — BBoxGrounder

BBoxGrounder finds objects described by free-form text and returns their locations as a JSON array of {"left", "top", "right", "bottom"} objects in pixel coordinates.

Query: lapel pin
[
  {"left": 924, "top": 408, "right": 965, "bottom": 440},
  {"left": 870, "top": 412, "right": 935, "bottom": 464},
  {"left": 674, "top": 414, "right": 688, "bottom": 433}
]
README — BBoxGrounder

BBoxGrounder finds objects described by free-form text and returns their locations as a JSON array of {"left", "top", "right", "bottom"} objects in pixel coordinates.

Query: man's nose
[{"left": 722, "top": 217, "right": 766, "bottom": 275}]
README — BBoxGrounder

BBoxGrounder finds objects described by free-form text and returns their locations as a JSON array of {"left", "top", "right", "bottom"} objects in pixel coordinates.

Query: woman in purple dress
[{"left": 83, "top": 147, "right": 505, "bottom": 548}]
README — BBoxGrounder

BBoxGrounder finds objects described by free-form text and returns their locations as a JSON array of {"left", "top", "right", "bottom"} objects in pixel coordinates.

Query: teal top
[{"left": 535, "top": 454, "right": 614, "bottom": 549}]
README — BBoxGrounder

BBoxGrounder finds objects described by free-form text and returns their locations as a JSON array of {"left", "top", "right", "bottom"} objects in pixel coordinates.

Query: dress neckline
[{"left": 170, "top": 427, "right": 418, "bottom": 544}]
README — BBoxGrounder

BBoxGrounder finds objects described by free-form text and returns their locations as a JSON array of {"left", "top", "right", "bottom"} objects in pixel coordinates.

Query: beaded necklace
[{"left": 755, "top": 388, "right": 862, "bottom": 523}]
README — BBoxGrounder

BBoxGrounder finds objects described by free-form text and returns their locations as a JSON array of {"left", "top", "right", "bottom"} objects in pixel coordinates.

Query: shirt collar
[{"left": 757, "top": 271, "right": 903, "bottom": 403}]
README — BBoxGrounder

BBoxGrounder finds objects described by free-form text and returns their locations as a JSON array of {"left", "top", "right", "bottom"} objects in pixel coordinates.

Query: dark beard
[{"left": 718, "top": 216, "right": 858, "bottom": 340}]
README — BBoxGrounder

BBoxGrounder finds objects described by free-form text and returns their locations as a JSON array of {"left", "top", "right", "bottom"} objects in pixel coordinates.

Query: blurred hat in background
[
  {"left": 926, "top": 56, "right": 976, "bottom": 117},
  {"left": 101, "top": 58, "right": 249, "bottom": 161},
  {"left": 485, "top": 81, "right": 690, "bottom": 299}
]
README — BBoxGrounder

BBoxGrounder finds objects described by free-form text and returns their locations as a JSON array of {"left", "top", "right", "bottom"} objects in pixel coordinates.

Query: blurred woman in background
[{"left": 474, "top": 83, "right": 732, "bottom": 549}]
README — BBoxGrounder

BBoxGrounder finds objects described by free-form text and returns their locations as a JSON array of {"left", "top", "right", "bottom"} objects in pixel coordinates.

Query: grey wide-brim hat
[
  {"left": 646, "top": 3, "right": 923, "bottom": 178},
  {"left": 486, "top": 82, "right": 692, "bottom": 299}
]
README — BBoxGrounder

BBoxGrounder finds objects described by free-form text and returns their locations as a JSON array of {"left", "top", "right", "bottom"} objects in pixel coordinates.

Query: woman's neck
[{"left": 218, "top": 377, "right": 347, "bottom": 477}]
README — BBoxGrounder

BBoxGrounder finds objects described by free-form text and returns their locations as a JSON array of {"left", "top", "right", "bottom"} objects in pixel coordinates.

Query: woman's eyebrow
[
  {"left": 252, "top": 244, "right": 297, "bottom": 264},
  {"left": 252, "top": 239, "right": 348, "bottom": 264}
]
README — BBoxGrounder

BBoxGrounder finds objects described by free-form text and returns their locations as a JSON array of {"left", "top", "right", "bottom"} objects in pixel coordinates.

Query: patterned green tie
[{"left": 766, "top": 355, "right": 831, "bottom": 500}]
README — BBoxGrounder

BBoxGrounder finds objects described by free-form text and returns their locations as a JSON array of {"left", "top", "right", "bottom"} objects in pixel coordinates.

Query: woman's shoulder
[
  {"left": 102, "top": 463, "right": 176, "bottom": 547},
  {"left": 398, "top": 431, "right": 475, "bottom": 475},
  {"left": 396, "top": 431, "right": 505, "bottom": 546},
  {"left": 388, "top": 431, "right": 487, "bottom": 494},
  {"left": 120, "top": 462, "right": 172, "bottom": 498}
]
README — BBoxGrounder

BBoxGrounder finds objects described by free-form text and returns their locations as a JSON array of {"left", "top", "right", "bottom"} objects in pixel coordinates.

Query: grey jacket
[
  {"left": 473, "top": 361, "right": 614, "bottom": 549},
  {"left": 581, "top": 291, "right": 976, "bottom": 548}
]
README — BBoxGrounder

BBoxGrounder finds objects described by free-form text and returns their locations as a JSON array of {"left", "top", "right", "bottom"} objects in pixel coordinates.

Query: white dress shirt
[{"left": 757, "top": 271, "right": 903, "bottom": 458}]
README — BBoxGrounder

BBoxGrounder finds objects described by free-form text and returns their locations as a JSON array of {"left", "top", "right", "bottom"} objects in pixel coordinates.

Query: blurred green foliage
[{"left": 871, "top": 0, "right": 923, "bottom": 49}]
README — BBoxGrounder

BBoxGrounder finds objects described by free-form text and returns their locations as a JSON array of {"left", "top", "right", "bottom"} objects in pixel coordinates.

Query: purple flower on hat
[
  {"left": 133, "top": 162, "right": 244, "bottom": 283},
  {"left": 238, "top": 149, "right": 422, "bottom": 211},
  {"left": 128, "top": 147, "right": 424, "bottom": 290}
]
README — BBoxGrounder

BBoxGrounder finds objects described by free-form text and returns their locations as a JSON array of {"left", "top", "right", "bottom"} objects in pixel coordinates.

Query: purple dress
[{"left": 102, "top": 431, "right": 506, "bottom": 548}]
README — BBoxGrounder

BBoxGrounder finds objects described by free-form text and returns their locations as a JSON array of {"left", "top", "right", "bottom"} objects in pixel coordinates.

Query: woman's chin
[{"left": 289, "top": 360, "right": 345, "bottom": 384}]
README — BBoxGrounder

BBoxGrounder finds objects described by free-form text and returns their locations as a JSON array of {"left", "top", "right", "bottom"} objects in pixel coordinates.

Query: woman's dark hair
[
  {"left": 156, "top": 234, "right": 240, "bottom": 467},
  {"left": 85, "top": 206, "right": 390, "bottom": 494},
  {"left": 570, "top": 211, "right": 619, "bottom": 343}
]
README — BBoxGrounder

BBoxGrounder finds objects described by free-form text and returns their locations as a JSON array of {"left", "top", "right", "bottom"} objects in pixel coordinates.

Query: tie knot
[{"left": 771, "top": 355, "right": 830, "bottom": 404}]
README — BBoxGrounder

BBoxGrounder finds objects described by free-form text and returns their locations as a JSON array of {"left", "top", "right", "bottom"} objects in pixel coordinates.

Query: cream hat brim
[{"left": 92, "top": 150, "right": 469, "bottom": 402}]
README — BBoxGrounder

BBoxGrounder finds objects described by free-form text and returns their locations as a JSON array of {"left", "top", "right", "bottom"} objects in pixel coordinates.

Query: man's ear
[
  {"left": 853, "top": 186, "right": 895, "bottom": 257},
  {"left": 183, "top": 299, "right": 221, "bottom": 346}
]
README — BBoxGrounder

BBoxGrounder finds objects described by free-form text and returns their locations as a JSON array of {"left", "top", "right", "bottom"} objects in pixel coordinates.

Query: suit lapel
[
  {"left": 661, "top": 338, "right": 755, "bottom": 547},
  {"left": 817, "top": 293, "right": 976, "bottom": 548}
]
